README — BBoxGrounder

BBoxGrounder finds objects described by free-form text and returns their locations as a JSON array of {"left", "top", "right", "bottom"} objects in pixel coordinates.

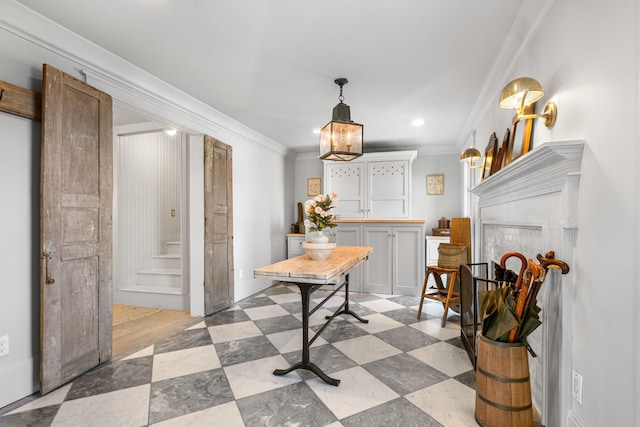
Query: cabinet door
[
  {"left": 325, "top": 163, "right": 365, "bottom": 218},
  {"left": 363, "top": 226, "right": 393, "bottom": 294},
  {"left": 392, "top": 226, "right": 424, "bottom": 296},
  {"left": 367, "top": 161, "right": 409, "bottom": 218},
  {"left": 287, "top": 237, "right": 305, "bottom": 259},
  {"left": 335, "top": 226, "right": 362, "bottom": 291}
]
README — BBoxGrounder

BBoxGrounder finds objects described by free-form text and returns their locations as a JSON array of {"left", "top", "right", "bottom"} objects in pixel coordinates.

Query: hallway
[{"left": 1, "top": 283, "right": 478, "bottom": 426}]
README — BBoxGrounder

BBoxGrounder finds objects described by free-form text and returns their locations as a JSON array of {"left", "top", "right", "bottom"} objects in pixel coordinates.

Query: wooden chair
[{"left": 417, "top": 218, "right": 471, "bottom": 327}]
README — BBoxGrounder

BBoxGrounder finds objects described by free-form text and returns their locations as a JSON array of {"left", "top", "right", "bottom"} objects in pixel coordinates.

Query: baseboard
[
  {"left": 567, "top": 410, "right": 586, "bottom": 427},
  {"left": 0, "top": 356, "right": 39, "bottom": 409}
]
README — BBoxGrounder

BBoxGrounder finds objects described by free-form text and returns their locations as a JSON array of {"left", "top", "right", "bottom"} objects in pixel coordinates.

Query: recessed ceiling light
[
  {"left": 312, "top": 128, "right": 321, "bottom": 134},
  {"left": 165, "top": 129, "right": 177, "bottom": 136},
  {"left": 412, "top": 119, "right": 424, "bottom": 127}
]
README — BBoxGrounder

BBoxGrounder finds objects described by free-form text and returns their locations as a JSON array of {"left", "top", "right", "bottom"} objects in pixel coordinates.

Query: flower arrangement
[{"left": 304, "top": 192, "right": 338, "bottom": 232}]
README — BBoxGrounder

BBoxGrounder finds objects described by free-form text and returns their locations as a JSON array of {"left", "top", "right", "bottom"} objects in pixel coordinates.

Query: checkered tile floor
[{"left": 0, "top": 283, "right": 476, "bottom": 426}]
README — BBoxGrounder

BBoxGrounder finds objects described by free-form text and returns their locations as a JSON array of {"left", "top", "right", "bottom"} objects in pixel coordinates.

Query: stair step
[
  {"left": 152, "top": 254, "right": 181, "bottom": 269},
  {"left": 166, "top": 241, "right": 181, "bottom": 255},
  {"left": 136, "top": 268, "right": 181, "bottom": 287}
]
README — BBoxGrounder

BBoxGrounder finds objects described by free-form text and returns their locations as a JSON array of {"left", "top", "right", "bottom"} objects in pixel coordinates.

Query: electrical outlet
[
  {"left": 238, "top": 269, "right": 244, "bottom": 279},
  {"left": 572, "top": 369, "right": 583, "bottom": 405},
  {"left": 0, "top": 335, "right": 9, "bottom": 357}
]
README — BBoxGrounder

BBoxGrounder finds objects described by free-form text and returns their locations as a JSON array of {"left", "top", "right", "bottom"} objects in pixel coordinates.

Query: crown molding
[
  {"left": 1, "top": 0, "right": 289, "bottom": 157},
  {"left": 455, "top": 0, "right": 559, "bottom": 149}
]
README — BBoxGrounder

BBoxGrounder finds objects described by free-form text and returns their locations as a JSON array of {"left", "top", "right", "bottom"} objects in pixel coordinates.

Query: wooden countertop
[
  {"left": 286, "top": 233, "right": 305, "bottom": 237},
  {"left": 334, "top": 219, "right": 425, "bottom": 224},
  {"left": 254, "top": 246, "right": 373, "bottom": 285}
]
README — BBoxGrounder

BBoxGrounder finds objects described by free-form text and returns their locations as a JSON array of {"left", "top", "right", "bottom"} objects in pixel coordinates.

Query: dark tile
[
  {"left": 149, "top": 369, "right": 234, "bottom": 424},
  {"left": 310, "top": 318, "right": 369, "bottom": 343},
  {"left": 341, "top": 397, "right": 443, "bottom": 427},
  {"left": 261, "top": 284, "right": 297, "bottom": 296},
  {"left": 282, "top": 343, "right": 358, "bottom": 377},
  {"left": 153, "top": 327, "right": 212, "bottom": 354},
  {"left": 215, "top": 336, "right": 280, "bottom": 367},
  {"left": 236, "top": 382, "right": 337, "bottom": 427},
  {"left": 236, "top": 296, "right": 277, "bottom": 309},
  {"left": 454, "top": 369, "right": 477, "bottom": 390},
  {"left": 445, "top": 335, "right": 465, "bottom": 350},
  {"left": 383, "top": 307, "right": 431, "bottom": 325},
  {"left": 362, "top": 353, "right": 449, "bottom": 395},
  {"left": 278, "top": 301, "right": 303, "bottom": 315},
  {"left": 254, "top": 314, "right": 302, "bottom": 335},
  {"left": 387, "top": 295, "right": 422, "bottom": 307},
  {"left": 375, "top": 326, "right": 440, "bottom": 352},
  {"left": 66, "top": 356, "right": 153, "bottom": 400},
  {"left": 0, "top": 404, "right": 60, "bottom": 427},
  {"left": 204, "top": 309, "right": 251, "bottom": 327}
]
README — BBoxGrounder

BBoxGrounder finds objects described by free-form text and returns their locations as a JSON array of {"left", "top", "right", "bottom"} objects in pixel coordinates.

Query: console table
[{"left": 254, "top": 245, "right": 373, "bottom": 386}]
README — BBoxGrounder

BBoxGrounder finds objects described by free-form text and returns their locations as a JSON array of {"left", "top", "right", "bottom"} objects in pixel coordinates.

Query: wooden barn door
[
  {"left": 40, "top": 64, "right": 113, "bottom": 394},
  {"left": 204, "top": 136, "right": 234, "bottom": 315}
]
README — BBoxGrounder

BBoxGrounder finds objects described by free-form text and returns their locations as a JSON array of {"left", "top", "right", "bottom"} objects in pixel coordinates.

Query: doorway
[{"left": 112, "top": 127, "right": 193, "bottom": 355}]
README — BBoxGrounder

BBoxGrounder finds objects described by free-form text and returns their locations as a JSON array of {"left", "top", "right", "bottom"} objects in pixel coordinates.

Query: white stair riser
[
  {"left": 136, "top": 271, "right": 181, "bottom": 288},
  {"left": 166, "top": 241, "right": 181, "bottom": 255},
  {"left": 152, "top": 256, "right": 181, "bottom": 269}
]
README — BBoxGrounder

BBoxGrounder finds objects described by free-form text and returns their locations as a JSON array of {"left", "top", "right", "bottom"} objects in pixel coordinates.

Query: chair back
[{"left": 450, "top": 217, "right": 471, "bottom": 264}]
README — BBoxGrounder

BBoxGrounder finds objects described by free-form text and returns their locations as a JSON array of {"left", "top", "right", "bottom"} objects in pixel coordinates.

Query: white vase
[{"left": 310, "top": 230, "right": 330, "bottom": 244}]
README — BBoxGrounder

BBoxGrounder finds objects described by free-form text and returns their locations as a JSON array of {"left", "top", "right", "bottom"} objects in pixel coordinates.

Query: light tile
[
  {"left": 150, "top": 401, "right": 244, "bottom": 427},
  {"left": 408, "top": 341, "right": 473, "bottom": 377},
  {"left": 266, "top": 328, "right": 328, "bottom": 354},
  {"left": 186, "top": 321, "right": 206, "bottom": 330},
  {"left": 294, "top": 308, "right": 336, "bottom": 327},
  {"left": 406, "top": 379, "right": 476, "bottom": 426},
  {"left": 410, "top": 318, "right": 460, "bottom": 341},
  {"left": 51, "top": 384, "right": 150, "bottom": 427},
  {"left": 207, "top": 320, "right": 262, "bottom": 343},
  {"left": 122, "top": 345, "right": 154, "bottom": 360},
  {"left": 224, "top": 355, "right": 301, "bottom": 399},
  {"left": 358, "top": 299, "right": 406, "bottom": 313},
  {"left": 152, "top": 345, "right": 221, "bottom": 382},
  {"left": 244, "top": 304, "right": 290, "bottom": 320},
  {"left": 306, "top": 366, "right": 399, "bottom": 419},
  {"left": 7, "top": 383, "right": 72, "bottom": 415},
  {"left": 332, "top": 335, "right": 402, "bottom": 365},
  {"left": 312, "top": 295, "right": 345, "bottom": 308},
  {"left": 267, "top": 292, "right": 301, "bottom": 305},
  {"left": 352, "top": 313, "right": 404, "bottom": 334}
]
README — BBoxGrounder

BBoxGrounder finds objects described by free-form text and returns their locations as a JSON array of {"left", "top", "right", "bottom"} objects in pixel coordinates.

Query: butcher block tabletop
[{"left": 254, "top": 246, "right": 373, "bottom": 284}]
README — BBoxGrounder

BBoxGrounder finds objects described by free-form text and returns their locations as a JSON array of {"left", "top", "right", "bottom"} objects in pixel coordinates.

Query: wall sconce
[
  {"left": 460, "top": 147, "right": 483, "bottom": 169},
  {"left": 499, "top": 77, "right": 557, "bottom": 127},
  {"left": 319, "top": 78, "right": 363, "bottom": 161}
]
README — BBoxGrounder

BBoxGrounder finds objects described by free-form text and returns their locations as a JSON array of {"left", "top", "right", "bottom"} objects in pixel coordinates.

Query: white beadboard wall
[{"left": 114, "top": 131, "right": 182, "bottom": 292}]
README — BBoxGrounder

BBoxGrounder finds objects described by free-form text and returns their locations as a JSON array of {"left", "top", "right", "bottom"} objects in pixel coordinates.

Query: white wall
[
  {"left": 293, "top": 151, "right": 463, "bottom": 233},
  {"left": 471, "top": 0, "right": 639, "bottom": 425},
  {"left": 0, "top": 5, "right": 291, "bottom": 407}
]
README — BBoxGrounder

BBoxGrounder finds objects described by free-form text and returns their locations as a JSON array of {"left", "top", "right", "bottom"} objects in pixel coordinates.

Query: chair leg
[
  {"left": 441, "top": 271, "right": 457, "bottom": 328},
  {"left": 417, "top": 269, "right": 430, "bottom": 320}
]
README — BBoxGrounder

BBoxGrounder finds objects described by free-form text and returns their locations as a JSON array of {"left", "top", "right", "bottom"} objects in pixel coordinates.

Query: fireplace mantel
[
  {"left": 472, "top": 141, "right": 585, "bottom": 226},
  {"left": 470, "top": 139, "right": 584, "bottom": 426}
]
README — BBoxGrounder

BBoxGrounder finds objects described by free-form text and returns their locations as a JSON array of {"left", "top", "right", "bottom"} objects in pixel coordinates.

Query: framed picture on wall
[
  {"left": 481, "top": 132, "right": 498, "bottom": 180},
  {"left": 492, "top": 128, "right": 510, "bottom": 175},
  {"left": 426, "top": 174, "right": 444, "bottom": 195},
  {"left": 505, "top": 103, "right": 534, "bottom": 165},
  {"left": 307, "top": 177, "right": 321, "bottom": 196}
]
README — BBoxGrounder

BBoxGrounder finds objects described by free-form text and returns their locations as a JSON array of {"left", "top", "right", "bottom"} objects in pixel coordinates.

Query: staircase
[{"left": 135, "top": 241, "right": 182, "bottom": 292}]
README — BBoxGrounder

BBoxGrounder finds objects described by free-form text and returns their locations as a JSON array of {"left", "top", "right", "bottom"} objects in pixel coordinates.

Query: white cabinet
[
  {"left": 330, "top": 221, "right": 424, "bottom": 295},
  {"left": 324, "top": 151, "right": 416, "bottom": 219},
  {"left": 287, "top": 234, "right": 305, "bottom": 259}
]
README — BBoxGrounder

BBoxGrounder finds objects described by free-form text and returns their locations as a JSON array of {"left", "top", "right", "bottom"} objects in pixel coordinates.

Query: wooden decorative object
[
  {"left": 0, "top": 79, "right": 41, "bottom": 121},
  {"left": 481, "top": 133, "right": 498, "bottom": 180},
  {"left": 506, "top": 104, "right": 534, "bottom": 166},
  {"left": 492, "top": 128, "right": 510, "bottom": 175}
]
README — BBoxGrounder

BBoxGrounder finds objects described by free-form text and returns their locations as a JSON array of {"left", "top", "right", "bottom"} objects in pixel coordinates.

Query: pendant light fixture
[{"left": 319, "top": 78, "right": 363, "bottom": 161}]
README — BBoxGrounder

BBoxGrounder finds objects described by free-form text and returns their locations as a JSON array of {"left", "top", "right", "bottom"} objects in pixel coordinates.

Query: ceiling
[{"left": 18, "top": 0, "right": 523, "bottom": 153}]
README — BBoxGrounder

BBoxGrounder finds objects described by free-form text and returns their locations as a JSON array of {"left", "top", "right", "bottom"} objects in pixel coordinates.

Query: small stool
[{"left": 417, "top": 265, "right": 460, "bottom": 327}]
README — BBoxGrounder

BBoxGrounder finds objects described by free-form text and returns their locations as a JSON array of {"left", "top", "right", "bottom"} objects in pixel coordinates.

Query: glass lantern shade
[{"left": 319, "top": 101, "right": 363, "bottom": 161}]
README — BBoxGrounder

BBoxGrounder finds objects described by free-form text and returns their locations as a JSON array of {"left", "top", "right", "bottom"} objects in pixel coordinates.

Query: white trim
[
  {"left": 567, "top": 410, "right": 587, "bottom": 427},
  {"left": 1, "top": 0, "right": 288, "bottom": 158},
  {"left": 454, "top": 0, "right": 558, "bottom": 148}
]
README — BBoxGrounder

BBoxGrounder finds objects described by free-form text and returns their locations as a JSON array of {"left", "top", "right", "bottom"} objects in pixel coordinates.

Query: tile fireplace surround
[{"left": 471, "top": 140, "right": 584, "bottom": 427}]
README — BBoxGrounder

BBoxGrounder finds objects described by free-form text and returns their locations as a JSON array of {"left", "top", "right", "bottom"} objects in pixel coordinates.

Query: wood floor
[{"left": 112, "top": 305, "right": 195, "bottom": 357}]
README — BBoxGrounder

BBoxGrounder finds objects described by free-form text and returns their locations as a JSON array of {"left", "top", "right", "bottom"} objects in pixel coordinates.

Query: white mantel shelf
[{"left": 471, "top": 140, "right": 585, "bottom": 211}]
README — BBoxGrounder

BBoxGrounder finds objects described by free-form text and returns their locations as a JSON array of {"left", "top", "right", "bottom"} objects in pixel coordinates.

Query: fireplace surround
[{"left": 471, "top": 140, "right": 584, "bottom": 426}]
